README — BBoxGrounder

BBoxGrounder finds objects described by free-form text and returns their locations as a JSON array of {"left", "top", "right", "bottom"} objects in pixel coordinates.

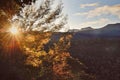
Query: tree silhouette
[
  {"left": 0, "top": 0, "right": 36, "bottom": 29},
  {"left": 12, "top": 0, "right": 67, "bottom": 32},
  {"left": 15, "top": 0, "right": 36, "bottom": 6}
]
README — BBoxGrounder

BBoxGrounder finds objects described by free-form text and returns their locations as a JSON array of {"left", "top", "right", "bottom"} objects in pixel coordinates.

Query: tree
[
  {"left": 0, "top": 0, "right": 36, "bottom": 29},
  {"left": 0, "top": 0, "right": 36, "bottom": 17},
  {"left": 0, "top": 0, "right": 96, "bottom": 80},
  {"left": 11, "top": 0, "right": 67, "bottom": 32},
  {"left": 15, "top": 0, "right": 36, "bottom": 6}
]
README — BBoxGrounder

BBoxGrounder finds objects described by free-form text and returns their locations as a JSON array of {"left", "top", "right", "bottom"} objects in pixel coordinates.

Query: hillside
[
  {"left": 69, "top": 23, "right": 120, "bottom": 80},
  {"left": 70, "top": 38, "right": 120, "bottom": 80},
  {"left": 49, "top": 23, "right": 120, "bottom": 80}
]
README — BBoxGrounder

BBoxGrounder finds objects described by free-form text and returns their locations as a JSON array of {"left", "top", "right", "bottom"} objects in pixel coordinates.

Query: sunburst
[
  {"left": 2, "top": 26, "right": 23, "bottom": 55},
  {"left": 9, "top": 26, "right": 19, "bottom": 35}
]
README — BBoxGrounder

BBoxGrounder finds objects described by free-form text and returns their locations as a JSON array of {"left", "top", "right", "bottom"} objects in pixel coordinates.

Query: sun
[{"left": 9, "top": 27, "right": 19, "bottom": 35}]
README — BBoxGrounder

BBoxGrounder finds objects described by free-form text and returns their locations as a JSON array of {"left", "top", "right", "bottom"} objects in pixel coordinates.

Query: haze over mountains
[{"left": 69, "top": 23, "right": 120, "bottom": 38}]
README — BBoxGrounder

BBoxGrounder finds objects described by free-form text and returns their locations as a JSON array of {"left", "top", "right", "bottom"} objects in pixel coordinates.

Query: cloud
[
  {"left": 78, "top": 18, "right": 112, "bottom": 29},
  {"left": 75, "top": 4, "right": 120, "bottom": 18},
  {"left": 80, "top": 3, "right": 99, "bottom": 8}
]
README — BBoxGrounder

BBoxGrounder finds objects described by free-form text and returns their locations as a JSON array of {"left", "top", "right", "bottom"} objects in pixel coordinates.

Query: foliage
[
  {"left": 0, "top": 33, "right": 95, "bottom": 80},
  {"left": 15, "top": 0, "right": 36, "bottom": 6},
  {"left": 0, "top": 0, "right": 36, "bottom": 17},
  {"left": 0, "top": 0, "right": 95, "bottom": 80},
  {"left": 0, "top": 0, "right": 35, "bottom": 29},
  {"left": 18, "top": 32, "right": 94, "bottom": 80},
  {"left": 11, "top": 0, "right": 67, "bottom": 32}
]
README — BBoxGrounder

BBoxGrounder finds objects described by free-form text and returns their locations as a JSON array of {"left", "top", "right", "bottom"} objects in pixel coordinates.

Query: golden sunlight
[{"left": 9, "top": 26, "right": 19, "bottom": 35}]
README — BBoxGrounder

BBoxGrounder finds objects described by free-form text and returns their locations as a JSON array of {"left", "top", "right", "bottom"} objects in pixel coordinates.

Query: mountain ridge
[{"left": 69, "top": 23, "right": 120, "bottom": 38}]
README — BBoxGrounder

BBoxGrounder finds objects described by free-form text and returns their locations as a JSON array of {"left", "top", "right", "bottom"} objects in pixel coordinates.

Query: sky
[
  {"left": 35, "top": 0, "right": 120, "bottom": 30},
  {"left": 60, "top": 0, "right": 120, "bottom": 29}
]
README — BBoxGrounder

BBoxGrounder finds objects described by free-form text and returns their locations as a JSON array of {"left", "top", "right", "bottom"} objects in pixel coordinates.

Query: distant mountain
[
  {"left": 72, "top": 23, "right": 120, "bottom": 38},
  {"left": 68, "top": 27, "right": 93, "bottom": 32},
  {"left": 81, "top": 27, "right": 93, "bottom": 31},
  {"left": 68, "top": 29, "right": 81, "bottom": 32},
  {"left": 50, "top": 23, "right": 120, "bottom": 42}
]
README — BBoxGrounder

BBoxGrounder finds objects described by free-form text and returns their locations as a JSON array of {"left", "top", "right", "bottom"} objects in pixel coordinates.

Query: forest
[
  {"left": 0, "top": 0, "right": 95, "bottom": 80},
  {"left": 0, "top": 0, "right": 120, "bottom": 80}
]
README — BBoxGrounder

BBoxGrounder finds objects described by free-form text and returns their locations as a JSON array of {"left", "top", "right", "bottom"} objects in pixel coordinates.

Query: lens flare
[
  {"left": 3, "top": 26, "right": 22, "bottom": 56},
  {"left": 9, "top": 27, "right": 19, "bottom": 35}
]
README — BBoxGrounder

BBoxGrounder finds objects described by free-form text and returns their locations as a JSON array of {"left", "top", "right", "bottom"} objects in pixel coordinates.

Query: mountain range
[{"left": 69, "top": 23, "right": 120, "bottom": 38}]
